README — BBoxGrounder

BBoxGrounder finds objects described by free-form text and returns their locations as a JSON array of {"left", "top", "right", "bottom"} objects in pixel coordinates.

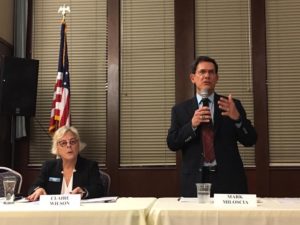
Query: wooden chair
[{"left": 100, "top": 171, "right": 111, "bottom": 196}]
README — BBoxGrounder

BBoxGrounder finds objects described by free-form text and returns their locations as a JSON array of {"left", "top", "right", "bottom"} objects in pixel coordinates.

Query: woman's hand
[
  {"left": 26, "top": 187, "right": 47, "bottom": 202},
  {"left": 70, "top": 187, "right": 87, "bottom": 198}
]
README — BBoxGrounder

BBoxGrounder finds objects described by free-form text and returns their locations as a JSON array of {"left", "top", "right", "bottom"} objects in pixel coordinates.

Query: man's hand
[
  {"left": 218, "top": 94, "right": 240, "bottom": 121},
  {"left": 191, "top": 106, "right": 212, "bottom": 128}
]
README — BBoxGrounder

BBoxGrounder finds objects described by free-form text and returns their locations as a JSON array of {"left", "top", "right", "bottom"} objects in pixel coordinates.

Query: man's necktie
[{"left": 201, "top": 98, "right": 215, "bottom": 163}]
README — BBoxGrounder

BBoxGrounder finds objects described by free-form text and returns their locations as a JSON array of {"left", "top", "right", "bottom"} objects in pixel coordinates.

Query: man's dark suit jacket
[
  {"left": 167, "top": 93, "right": 257, "bottom": 197},
  {"left": 28, "top": 155, "right": 105, "bottom": 198}
]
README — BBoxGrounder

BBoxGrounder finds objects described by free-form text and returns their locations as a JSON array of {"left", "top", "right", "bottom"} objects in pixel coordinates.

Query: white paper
[
  {"left": 81, "top": 196, "right": 118, "bottom": 203},
  {"left": 178, "top": 197, "right": 198, "bottom": 203}
]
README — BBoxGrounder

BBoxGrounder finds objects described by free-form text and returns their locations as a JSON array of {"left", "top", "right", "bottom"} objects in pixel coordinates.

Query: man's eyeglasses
[
  {"left": 57, "top": 139, "right": 78, "bottom": 148},
  {"left": 196, "top": 69, "right": 216, "bottom": 76}
]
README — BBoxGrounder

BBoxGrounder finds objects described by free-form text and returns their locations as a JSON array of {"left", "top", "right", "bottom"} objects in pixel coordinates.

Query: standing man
[{"left": 167, "top": 56, "right": 257, "bottom": 197}]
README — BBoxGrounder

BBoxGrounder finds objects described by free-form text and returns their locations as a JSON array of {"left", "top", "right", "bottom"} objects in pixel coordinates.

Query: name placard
[
  {"left": 40, "top": 194, "right": 81, "bottom": 207},
  {"left": 214, "top": 194, "right": 257, "bottom": 208}
]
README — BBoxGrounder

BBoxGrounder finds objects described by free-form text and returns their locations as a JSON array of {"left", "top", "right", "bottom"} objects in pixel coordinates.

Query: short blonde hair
[{"left": 51, "top": 126, "right": 85, "bottom": 155}]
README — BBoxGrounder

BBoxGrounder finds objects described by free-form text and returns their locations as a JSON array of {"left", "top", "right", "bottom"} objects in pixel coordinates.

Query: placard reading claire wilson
[{"left": 39, "top": 194, "right": 81, "bottom": 208}]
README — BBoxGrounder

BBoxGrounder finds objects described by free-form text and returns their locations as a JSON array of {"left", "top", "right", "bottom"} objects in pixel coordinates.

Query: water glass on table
[
  {"left": 3, "top": 176, "right": 17, "bottom": 204},
  {"left": 196, "top": 183, "right": 211, "bottom": 203}
]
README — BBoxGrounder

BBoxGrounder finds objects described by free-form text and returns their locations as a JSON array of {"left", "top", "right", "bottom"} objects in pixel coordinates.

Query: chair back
[
  {"left": 100, "top": 171, "right": 111, "bottom": 196},
  {"left": 0, "top": 167, "right": 23, "bottom": 197}
]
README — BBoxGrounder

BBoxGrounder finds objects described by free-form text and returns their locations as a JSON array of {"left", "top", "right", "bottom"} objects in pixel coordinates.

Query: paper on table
[
  {"left": 178, "top": 197, "right": 198, "bottom": 203},
  {"left": 277, "top": 198, "right": 300, "bottom": 204},
  {"left": 14, "top": 198, "right": 38, "bottom": 204},
  {"left": 7, "top": 196, "right": 118, "bottom": 204},
  {"left": 16, "top": 197, "right": 30, "bottom": 203},
  {"left": 12, "top": 196, "right": 118, "bottom": 204},
  {"left": 81, "top": 196, "right": 118, "bottom": 203}
]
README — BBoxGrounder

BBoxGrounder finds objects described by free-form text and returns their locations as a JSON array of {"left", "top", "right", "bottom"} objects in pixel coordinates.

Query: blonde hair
[{"left": 51, "top": 126, "right": 85, "bottom": 155}]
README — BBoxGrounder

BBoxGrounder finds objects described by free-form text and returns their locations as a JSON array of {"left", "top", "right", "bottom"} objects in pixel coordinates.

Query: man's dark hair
[{"left": 191, "top": 56, "right": 218, "bottom": 74}]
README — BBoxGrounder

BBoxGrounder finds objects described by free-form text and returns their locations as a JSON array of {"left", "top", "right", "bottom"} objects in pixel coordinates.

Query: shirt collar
[{"left": 196, "top": 92, "right": 215, "bottom": 105}]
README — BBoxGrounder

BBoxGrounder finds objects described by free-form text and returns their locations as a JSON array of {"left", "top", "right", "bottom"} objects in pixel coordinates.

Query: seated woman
[{"left": 27, "top": 126, "right": 105, "bottom": 201}]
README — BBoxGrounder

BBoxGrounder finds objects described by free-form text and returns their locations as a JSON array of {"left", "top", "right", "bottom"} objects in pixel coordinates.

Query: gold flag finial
[{"left": 58, "top": 4, "right": 71, "bottom": 21}]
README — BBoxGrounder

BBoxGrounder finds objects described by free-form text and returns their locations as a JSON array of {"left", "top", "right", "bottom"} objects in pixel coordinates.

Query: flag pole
[{"left": 49, "top": 5, "right": 71, "bottom": 134}]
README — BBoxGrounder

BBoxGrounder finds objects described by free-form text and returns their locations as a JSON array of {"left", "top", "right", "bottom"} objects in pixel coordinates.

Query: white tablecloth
[
  {"left": 147, "top": 197, "right": 300, "bottom": 225},
  {"left": 0, "top": 197, "right": 156, "bottom": 225}
]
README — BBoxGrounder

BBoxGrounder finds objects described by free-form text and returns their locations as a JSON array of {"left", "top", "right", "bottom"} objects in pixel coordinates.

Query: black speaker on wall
[{"left": 0, "top": 56, "right": 39, "bottom": 116}]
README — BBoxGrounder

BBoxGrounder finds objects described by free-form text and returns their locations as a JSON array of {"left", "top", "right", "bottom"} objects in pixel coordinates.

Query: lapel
[
  {"left": 52, "top": 159, "right": 64, "bottom": 193},
  {"left": 56, "top": 159, "right": 63, "bottom": 177},
  {"left": 183, "top": 97, "right": 199, "bottom": 134},
  {"left": 188, "top": 97, "right": 199, "bottom": 119},
  {"left": 213, "top": 93, "right": 223, "bottom": 132},
  {"left": 72, "top": 155, "right": 82, "bottom": 188}
]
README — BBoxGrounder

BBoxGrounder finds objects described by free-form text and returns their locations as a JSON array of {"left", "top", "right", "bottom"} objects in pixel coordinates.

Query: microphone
[
  {"left": 200, "top": 89, "right": 212, "bottom": 124},
  {"left": 200, "top": 89, "right": 209, "bottom": 107}
]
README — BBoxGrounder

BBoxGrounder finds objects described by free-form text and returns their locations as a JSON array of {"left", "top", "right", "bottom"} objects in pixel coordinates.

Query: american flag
[{"left": 49, "top": 21, "right": 71, "bottom": 134}]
